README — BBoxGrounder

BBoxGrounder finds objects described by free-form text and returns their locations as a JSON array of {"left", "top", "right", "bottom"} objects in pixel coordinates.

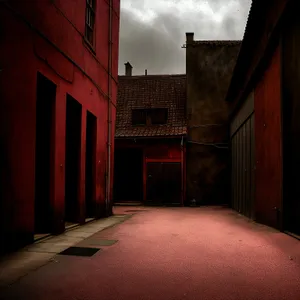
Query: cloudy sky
[{"left": 118, "top": 0, "right": 252, "bottom": 75}]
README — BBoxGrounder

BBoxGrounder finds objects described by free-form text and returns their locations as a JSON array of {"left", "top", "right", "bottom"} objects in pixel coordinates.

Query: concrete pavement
[
  {"left": 1, "top": 206, "right": 300, "bottom": 300},
  {"left": 0, "top": 214, "right": 131, "bottom": 288}
]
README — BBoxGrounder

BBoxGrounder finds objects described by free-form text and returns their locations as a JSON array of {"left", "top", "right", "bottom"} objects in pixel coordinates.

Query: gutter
[{"left": 106, "top": 0, "right": 113, "bottom": 216}]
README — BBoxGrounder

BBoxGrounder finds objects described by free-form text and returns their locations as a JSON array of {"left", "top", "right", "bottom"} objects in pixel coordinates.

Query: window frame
[
  {"left": 84, "top": 0, "right": 96, "bottom": 50},
  {"left": 131, "top": 108, "right": 168, "bottom": 126},
  {"left": 149, "top": 108, "right": 168, "bottom": 125},
  {"left": 132, "top": 109, "right": 147, "bottom": 126}
]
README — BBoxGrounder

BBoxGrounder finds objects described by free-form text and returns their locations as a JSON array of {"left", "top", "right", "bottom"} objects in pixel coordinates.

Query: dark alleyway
[{"left": 1, "top": 206, "right": 300, "bottom": 300}]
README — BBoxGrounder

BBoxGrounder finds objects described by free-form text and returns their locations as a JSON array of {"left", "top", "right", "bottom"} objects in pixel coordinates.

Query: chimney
[
  {"left": 125, "top": 62, "right": 132, "bottom": 76},
  {"left": 186, "top": 32, "right": 194, "bottom": 44},
  {"left": 145, "top": 69, "right": 147, "bottom": 76}
]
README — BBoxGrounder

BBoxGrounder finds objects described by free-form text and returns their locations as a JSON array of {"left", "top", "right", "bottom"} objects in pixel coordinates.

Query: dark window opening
[
  {"left": 132, "top": 108, "right": 168, "bottom": 126},
  {"left": 132, "top": 109, "right": 147, "bottom": 125},
  {"left": 149, "top": 108, "right": 168, "bottom": 125},
  {"left": 85, "top": 0, "right": 96, "bottom": 46}
]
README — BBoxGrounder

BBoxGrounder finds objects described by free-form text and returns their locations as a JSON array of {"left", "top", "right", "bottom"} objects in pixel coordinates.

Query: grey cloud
[{"left": 118, "top": 0, "right": 252, "bottom": 75}]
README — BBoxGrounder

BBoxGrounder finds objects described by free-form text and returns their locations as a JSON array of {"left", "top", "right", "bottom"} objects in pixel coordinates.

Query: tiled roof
[
  {"left": 116, "top": 74, "right": 187, "bottom": 138},
  {"left": 191, "top": 40, "right": 242, "bottom": 46}
]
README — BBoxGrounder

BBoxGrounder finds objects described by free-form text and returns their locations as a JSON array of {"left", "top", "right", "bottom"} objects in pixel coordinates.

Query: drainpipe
[{"left": 106, "top": 0, "right": 113, "bottom": 216}]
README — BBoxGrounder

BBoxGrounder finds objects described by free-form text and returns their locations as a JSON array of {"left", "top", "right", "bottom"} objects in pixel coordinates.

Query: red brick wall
[
  {"left": 254, "top": 44, "right": 282, "bottom": 228},
  {"left": 0, "top": 0, "right": 120, "bottom": 252}
]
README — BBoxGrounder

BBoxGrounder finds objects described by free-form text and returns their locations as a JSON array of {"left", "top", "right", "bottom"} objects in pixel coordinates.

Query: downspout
[{"left": 106, "top": 0, "right": 113, "bottom": 216}]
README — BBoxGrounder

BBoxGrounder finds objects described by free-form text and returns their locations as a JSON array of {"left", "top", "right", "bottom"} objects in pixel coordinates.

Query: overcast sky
[{"left": 118, "top": 0, "right": 252, "bottom": 75}]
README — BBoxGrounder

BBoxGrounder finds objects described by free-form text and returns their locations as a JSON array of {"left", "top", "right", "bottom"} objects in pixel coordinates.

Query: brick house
[
  {"left": 114, "top": 63, "right": 187, "bottom": 205},
  {"left": 226, "top": 0, "right": 300, "bottom": 236},
  {"left": 0, "top": 0, "right": 120, "bottom": 254}
]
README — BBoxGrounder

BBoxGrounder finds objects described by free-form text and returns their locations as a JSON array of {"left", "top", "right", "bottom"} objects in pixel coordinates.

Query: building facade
[
  {"left": 185, "top": 33, "right": 241, "bottom": 206},
  {"left": 227, "top": 0, "right": 300, "bottom": 236},
  {"left": 114, "top": 64, "right": 186, "bottom": 206},
  {"left": 114, "top": 35, "right": 240, "bottom": 207},
  {"left": 0, "top": 0, "right": 120, "bottom": 254}
]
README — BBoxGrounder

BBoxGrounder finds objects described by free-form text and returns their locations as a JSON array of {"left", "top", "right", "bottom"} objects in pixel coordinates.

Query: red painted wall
[
  {"left": 115, "top": 139, "right": 185, "bottom": 205},
  {"left": 144, "top": 142, "right": 184, "bottom": 205},
  {"left": 0, "top": 0, "right": 120, "bottom": 252},
  {"left": 254, "top": 45, "right": 282, "bottom": 229},
  {"left": 144, "top": 144, "right": 182, "bottom": 159}
]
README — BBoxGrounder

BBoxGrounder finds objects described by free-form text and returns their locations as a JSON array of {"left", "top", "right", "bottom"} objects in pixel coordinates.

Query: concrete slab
[
  {"left": 64, "top": 231, "right": 94, "bottom": 239},
  {"left": 73, "top": 227, "right": 100, "bottom": 233},
  {"left": 36, "top": 235, "right": 82, "bottom": 244},
  {"left": 26, "top": 244, "right": 70, "bottom": 254},
  {"left": 0, "top": 213, "right": 132, "bottom": 289},
  {"left": 0, "top": 252, "right": 53, "bottom": 288}
]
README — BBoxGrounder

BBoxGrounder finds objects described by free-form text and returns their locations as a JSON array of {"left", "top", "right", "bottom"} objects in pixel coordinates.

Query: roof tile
[{"left": 116, "top": 74, "right": 187, "bottom": 138}]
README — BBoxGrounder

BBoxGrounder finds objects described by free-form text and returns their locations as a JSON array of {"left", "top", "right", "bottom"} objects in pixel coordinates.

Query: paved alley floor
[{"left": 1, "top": 206, "right": 300, "bottom": 300}]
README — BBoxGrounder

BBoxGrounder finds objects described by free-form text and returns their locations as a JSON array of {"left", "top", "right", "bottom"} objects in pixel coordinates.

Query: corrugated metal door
[{"left": 230, "top": 93, "right": 255, "bottom": 219}]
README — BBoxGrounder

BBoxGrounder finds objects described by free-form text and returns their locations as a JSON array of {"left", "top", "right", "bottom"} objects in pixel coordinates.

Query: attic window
[
  {"left": 132, "top": 108, "right": 168, "bottom": 126},
  {"left": 148, "top": 108, "right": 168, "bottom": 125},
  {"left": 132, "top": 109, "right": 147, "bottom": 125}
]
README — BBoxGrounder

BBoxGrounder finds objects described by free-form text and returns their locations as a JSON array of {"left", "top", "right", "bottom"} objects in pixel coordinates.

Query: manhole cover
[
  {"left": 125, "top": 210, "right": 147, "bottom": 213},
  {"left": 88, "top": 239, "right": 118, "bottom": 246},
  {"left": 59, "top": 247, "right": 101, "bottom": 257}
]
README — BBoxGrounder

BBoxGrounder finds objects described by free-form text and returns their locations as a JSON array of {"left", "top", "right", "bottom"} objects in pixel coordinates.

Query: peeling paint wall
[{"left": 186, "top": 39, "right": 240, "bottom": 205}]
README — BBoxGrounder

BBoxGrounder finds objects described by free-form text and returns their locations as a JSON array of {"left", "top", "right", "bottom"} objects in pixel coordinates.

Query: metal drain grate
[
  {"left": 125, "top": 210, "right": 147, "bottom": 213},
  {"left": 59, "top": 246, "right": 101, "bottom": 257},
  {"left": 88, "top": 239, "right": 118, "bottom": 246}
]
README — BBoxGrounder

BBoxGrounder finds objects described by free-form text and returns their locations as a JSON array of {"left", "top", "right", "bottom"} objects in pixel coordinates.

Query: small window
[
  {"left": 132, "top": 108, "right": 168, "bottom": 126},
  {"left": 132, "top": 109, "right": 147, "bottom": 125},
  {"left": 85, "top": 0, "right": 96, "bottom": 46},
  {"left": 149, "top": 108, "right": 168, "bottom": 125}
]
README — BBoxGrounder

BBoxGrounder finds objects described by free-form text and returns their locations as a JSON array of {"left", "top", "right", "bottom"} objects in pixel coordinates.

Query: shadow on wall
[
  {"left": 0, "top": 139, "right": 15, "bottom": 254},
  {"left": 186, "top": 143, "right": 230, "bottom": 205}
]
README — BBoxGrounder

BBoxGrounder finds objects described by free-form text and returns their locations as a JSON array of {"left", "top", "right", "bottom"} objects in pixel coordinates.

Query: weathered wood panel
[
  {"left": 254, "top": 44, "right": 282, "bottom": 229},
  {"left": 231, "top": 113, "right": 255, "bottom": 219}
]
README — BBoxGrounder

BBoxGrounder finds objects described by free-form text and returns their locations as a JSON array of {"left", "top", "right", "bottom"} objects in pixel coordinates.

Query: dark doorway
[
  {"left": 114, "top": 148, "right": 143, "bottom": 202},
  {"left": 65, "top": 95, "right": 82, "bottom": 225},
  {"left": 35, "top": 73, "right": 56, "bottom": 235},
  {"left": 146, "top": 162, "right": 181, "bottom": 205},
  {"left": 85, "top": 111, "right": 97, "bottom": 219}
]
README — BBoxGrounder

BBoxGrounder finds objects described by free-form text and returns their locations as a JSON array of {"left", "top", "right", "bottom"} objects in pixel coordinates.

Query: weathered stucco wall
[{"left": 186, "top": 36, "right": 240, "bottom": 205}]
